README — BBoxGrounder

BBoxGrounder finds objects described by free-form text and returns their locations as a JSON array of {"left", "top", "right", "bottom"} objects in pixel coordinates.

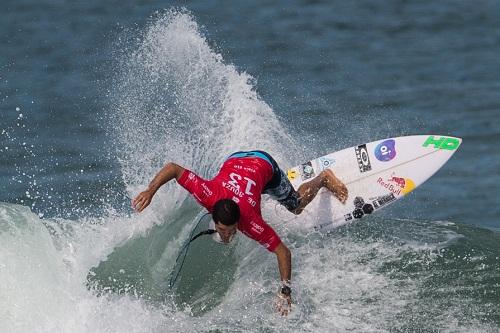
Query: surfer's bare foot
[
  {"left": 294, "top": 169, "right": 349, "bottom": 214},
  {"left": 322, "top": 169, "right": 348, "bottom": 203}
]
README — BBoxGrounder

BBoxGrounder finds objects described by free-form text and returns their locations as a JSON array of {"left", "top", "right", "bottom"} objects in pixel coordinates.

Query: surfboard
[{"left": 285, "top": 135, "right": 462, "bottom": 231}]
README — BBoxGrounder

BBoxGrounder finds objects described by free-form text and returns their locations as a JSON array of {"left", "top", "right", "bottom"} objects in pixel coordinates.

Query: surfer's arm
[
  {"left": 274, "top": 242, "right": 291, "bottom": 282},
  {"left": 273, "top": 242, "right": 292, "bottom": 315},
  {"left": 132, "top": 162, "right": 185, "bottom": 212},
  {"left": 247, "top": 220, "right": 291, "bottom": 290}
]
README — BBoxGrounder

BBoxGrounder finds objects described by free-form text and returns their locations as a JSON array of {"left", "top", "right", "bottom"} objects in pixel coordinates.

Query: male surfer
[{"left": 132, "top": 151, "right": 348, "bottom": 316}]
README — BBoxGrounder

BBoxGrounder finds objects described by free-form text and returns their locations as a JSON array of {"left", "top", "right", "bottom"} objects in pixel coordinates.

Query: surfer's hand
[
  {"left": 132, "top": 190, "right": 154, "bottom": 212},
  {"left": 274, "top": 291, "right": 292, "bottom": 316}
]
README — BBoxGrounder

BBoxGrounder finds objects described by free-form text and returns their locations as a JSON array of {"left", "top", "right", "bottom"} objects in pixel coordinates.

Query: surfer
[{"left": 132, "top": 151, "right": 348, "bottom": 316}]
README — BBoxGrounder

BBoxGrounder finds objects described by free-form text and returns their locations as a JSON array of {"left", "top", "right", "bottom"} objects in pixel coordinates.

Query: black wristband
[{"left": 280, "top": 285, "right": 292, "bottom": 296}]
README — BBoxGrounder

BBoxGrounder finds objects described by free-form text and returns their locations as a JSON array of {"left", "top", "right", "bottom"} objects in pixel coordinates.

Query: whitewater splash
[
  {"left": 1, "top": 9, "right": 499, "bottom": 333},
  {"left": 108, "top": 9, "right": 294, "bottom": 196}
]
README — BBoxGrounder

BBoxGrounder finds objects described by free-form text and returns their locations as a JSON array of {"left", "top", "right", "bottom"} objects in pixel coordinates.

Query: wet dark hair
[{"left": 212, "top": 199, "right": 240, "bottom": 225}]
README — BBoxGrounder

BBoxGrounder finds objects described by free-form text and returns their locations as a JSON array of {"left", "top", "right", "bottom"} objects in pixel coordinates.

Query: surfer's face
[{"left": 214, "top": 222, "right": 238, "bottom": 243}]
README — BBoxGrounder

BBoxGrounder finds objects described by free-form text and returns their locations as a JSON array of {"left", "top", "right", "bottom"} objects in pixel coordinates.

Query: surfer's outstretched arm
[
  {"left": 273, "top": 243, "right": 292, "bottom": 316},
  {"left": 132, "top": 162, "right": 185, "bottom": 212},
  {"left": 274, "top": 242, "right": 291, "bottom": 284}
]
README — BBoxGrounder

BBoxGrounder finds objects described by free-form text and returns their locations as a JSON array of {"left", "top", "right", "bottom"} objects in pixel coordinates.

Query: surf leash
[{"left": 168, "top": 213, "right": 215, "bottom": 288}]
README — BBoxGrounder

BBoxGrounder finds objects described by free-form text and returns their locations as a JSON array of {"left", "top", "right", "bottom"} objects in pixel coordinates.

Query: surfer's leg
[
  {"left": 259, "top": 151, "right": 347, "bottom": 215},
  {"left": 293, "top": 170, "right": 348, "bottom": 214},
  {"left": 259, "top": 153, "right": 302, "bottom": 213},
  {"left": 320, "top": 169, "right": 348, "bottom": 203}
]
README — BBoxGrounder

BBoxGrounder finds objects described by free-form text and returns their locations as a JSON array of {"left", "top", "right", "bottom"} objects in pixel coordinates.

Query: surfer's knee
[{"left": 319, "top": 169, "right": 332, "bottom": 185}]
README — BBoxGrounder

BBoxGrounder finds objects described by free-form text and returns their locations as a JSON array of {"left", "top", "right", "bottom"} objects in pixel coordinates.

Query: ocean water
[{"left": 1, "top": 1, "right": 500, "bottom": 332}]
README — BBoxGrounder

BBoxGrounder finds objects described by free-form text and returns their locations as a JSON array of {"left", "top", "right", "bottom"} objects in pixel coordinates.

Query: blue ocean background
[{"left": 1, "top": 1, "right": 499, "bottom": 332}]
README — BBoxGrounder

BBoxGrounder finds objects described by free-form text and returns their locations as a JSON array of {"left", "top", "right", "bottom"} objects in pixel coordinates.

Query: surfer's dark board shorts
[{"left": 227, "top": 150, "right": 301, "bottom": 212}]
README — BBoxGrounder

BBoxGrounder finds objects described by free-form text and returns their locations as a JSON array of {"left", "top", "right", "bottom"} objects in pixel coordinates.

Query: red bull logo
[
  {"left": 389, "top": 176, "right": 406, "bottom": 188},
  {"left": 377, "top": 174, "right": 415, "bottom": 196}
]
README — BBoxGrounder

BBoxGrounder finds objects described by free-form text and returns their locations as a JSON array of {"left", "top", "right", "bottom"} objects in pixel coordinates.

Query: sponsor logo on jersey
[
  {"left": 201, "top": 183, "right": 213, "bottom": 197},
  {"left": 244, "top": 167, "right": 256, "bottom": 173},
  {"left": 250, "top": 220, "right": 264, "bottom": 234}
]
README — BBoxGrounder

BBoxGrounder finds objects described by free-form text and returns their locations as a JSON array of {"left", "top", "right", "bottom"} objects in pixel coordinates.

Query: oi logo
[{"left": 374, "top": 139, "right": 396, "bottom": 162}]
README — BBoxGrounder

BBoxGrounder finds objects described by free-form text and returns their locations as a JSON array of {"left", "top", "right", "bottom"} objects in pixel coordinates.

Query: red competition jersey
[{"left": 177, "top": 157, "right": 281, "bottom": 251}]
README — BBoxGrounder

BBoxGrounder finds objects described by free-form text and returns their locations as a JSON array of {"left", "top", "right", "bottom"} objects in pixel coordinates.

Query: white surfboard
[{"left": 286, "top": 135, "right": 462, "bottom": 231}]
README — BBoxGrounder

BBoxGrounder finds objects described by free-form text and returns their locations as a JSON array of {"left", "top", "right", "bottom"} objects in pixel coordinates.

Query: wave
[{"left": 2, "top": 201, "right": 499, "bottom": 332}]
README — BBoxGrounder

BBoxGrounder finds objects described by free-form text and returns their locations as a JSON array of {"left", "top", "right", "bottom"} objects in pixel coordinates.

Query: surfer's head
[{"left": 212, "top": 199, "right": 239, "bottom": 243}]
